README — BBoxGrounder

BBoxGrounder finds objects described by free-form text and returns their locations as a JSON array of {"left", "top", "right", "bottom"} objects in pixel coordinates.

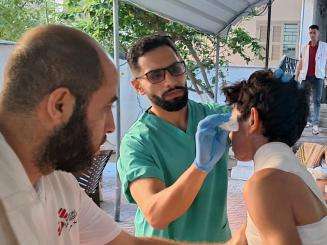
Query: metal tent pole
[
  {"left": 214, "top": 35, "right": 220, "bottom": 103},
  {"left": 113, "top": 0, "right": 122, "bottom": 222},
  {"left": 265, "top": 0, "right": 272, "bottom": 69}
]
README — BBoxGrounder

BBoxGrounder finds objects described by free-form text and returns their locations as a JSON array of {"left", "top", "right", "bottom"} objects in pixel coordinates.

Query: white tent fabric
[{"left": 124, "top": 0, "right": 269, "bottom": 35}]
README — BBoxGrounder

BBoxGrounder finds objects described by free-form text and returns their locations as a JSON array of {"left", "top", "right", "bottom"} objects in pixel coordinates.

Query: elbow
[
  {"left": 147, "top": 219, "right": 169, "bottom": 230},
  {"left": 143, "top": 205, "right": 169, "bottom": 229}
]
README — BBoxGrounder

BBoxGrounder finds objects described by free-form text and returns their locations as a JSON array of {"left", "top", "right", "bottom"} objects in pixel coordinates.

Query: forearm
[
  {"left": 144, "top": 164, "right": 207, "bottom": 228},
  {"left": 262, "top": 233, "right": 301, "bottom": 245},
  {"left": 295, "top": 60, "right": 302, "bottom": 80},
  {"left": 295, "top": 70, "right": 300, "bottom": 80},
  {"left": 136, "top": 236, "right": 227, "bottom": 245},
  {"left": 109, "top": 231, "right": 228, "bottom": 245}
]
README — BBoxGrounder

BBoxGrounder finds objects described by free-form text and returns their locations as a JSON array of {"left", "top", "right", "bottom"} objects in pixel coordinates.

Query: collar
[
  {"left": 0, "top": 133, "right": 47, "bottom": 244},
  {"left": 253, "top": 142, "right": 295, "bottom": 172},
  {"left": 0, "top": 132, "right": 38, "bottom": 200},
  {"left": 309, "top": 40, "right": 319, "bottom": 48}
]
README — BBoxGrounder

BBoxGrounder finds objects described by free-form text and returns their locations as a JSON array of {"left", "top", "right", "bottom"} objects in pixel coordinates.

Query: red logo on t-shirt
[{"left": 57, "top": 208, "right": 77, "bottom": 236}]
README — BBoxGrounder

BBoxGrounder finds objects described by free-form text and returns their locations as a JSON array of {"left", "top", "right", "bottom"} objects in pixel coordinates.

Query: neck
[
  {"left": 0, "top": 111, "right": 43, "bottom": 185},
  {"left": 150, "top": 104, "right": 188, "bottom": 131},
  {"left": 251, "top": 136, "right": 269, "bottom": 163},
  {"left": 310, "top": 40, "right": 318, "bottom": 46}
]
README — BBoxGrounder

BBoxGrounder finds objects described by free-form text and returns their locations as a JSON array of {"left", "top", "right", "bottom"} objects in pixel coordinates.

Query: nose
[{"left": 105, "top": 109, "right": 116, "bottom": 134}]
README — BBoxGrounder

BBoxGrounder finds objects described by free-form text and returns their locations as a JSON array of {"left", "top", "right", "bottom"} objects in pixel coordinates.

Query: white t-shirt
[{"left": 0, "top": 133, "right": 121, "bottom": 245}]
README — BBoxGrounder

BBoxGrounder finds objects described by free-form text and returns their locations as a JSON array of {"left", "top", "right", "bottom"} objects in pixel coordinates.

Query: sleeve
[
  {"left": 78, "top": 187, "right": 122, "bottom": 245},
  {"left": 299, "top": 44, "right": 306, "bottom": 59},
  {"left": 117, "top": 136, "right": 165, "bottom": 204}
]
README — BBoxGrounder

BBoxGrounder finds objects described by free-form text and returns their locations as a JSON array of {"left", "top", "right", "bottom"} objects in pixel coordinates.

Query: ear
[
  {"left": 249, "top": 107, "right": 261, "bottom": 134},
  {"left": 131, "top": 79, "right": 146, "bottom": 95},
  {"left": 47, "top": 87, "right": 75, "bottom": 125}
]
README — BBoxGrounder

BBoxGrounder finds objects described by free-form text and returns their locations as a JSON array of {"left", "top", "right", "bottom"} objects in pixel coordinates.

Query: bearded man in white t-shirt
[{"left": 0, "top": 25, "right": 246, "bottom": 245}]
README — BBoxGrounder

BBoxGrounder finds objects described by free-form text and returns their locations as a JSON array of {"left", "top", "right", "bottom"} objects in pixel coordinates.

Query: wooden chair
[{"left": 74, "top": 150, "right": 113, "bottom": 206}]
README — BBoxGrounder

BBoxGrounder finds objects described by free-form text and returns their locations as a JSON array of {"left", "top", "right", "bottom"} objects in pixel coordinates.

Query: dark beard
[
  {"left": 36, "top": 100, "right": 94, "bottom": 175},
  {"left": 150, "top": 86, "right": 188, "bottom": 112}
]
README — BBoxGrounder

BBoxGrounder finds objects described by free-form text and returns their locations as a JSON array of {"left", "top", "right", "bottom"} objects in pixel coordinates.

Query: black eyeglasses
[{"left": 135, "top": 61, "right": 186, "bottom": 84}]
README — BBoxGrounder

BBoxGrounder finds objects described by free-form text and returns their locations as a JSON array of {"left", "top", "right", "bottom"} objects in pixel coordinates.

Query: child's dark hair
[{"left": 222, "top": 70, "right": 309, "bottom": 147}]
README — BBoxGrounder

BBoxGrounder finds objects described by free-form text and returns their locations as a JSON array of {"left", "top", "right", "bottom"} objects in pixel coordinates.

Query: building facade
[{"left": 228, "top": 0, "right": 303, "bottom": 68}]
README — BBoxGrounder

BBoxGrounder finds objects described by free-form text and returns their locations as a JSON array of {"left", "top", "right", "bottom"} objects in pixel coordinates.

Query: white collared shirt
[{"left": 0, "top": 133, "right": 121, "bottom": 245}]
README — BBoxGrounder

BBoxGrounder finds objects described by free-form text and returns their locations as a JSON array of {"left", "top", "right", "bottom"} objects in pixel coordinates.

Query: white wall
[
  {"left": 0, "top": 44, "right": 15, "bottom": 90},
  {"left": 106, "top": 61, "right": 149, "bottom": 149},
  {"left": 299, "top": 0, "right": 315, "bottom": 48},
  {"left": 224, "top": 65, "right": 263, "bottom": 83}
]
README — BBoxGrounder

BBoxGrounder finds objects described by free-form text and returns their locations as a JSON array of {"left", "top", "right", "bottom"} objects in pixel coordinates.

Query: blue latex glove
[
  {"left": 274, "top": 68, "right": 293, "bottom": 83},
  {"left": 194, "top": 114, "right": 230, "bottom": 173}
]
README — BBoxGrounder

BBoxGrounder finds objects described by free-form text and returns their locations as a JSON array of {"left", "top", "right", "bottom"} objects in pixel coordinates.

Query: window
[
  {"left": 259, "top": 26, "right": 267, "bottom": 42},
  {"left": 283, "top": 24, "right": 298, "bottom": 58},
  {"left": 273, "top": 26, "right": 282, "bottom": 42},
  {"left": 271, "top": 45, "right": 281, "bottom": 60},
  {"left": 259, "top": 25, "right": 281, "bottom": 43}
]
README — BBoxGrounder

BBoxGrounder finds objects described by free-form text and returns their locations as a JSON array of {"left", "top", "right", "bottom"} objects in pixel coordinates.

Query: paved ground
[{"left": 100, "top": 162, "right": 247, "bottom": 235}]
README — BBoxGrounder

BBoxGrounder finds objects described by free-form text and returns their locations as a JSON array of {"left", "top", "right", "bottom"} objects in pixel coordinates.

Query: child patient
[{"left": 222, "top": 70, "right": 327, "bottom": 245}]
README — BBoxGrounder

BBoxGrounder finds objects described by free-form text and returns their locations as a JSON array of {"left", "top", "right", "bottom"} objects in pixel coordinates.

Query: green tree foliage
[
  {"left": 0, "top": 0, "right": 264, "bottom": 99},
  {"left": 0, "top": 0, "right": 57, "bottom": 41}
]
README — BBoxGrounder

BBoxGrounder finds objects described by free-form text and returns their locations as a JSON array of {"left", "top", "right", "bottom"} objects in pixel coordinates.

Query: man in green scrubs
[{"left": 118, "top": 35, "right": 231, "bottom": 243}]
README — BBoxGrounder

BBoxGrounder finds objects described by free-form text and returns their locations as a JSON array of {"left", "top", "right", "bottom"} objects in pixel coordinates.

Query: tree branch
[
  {"left": 181, "top": 37, "right": 213, "bottom": 95},
  {"left": 185, "top": 68, "right": 201, "bottom": 94},
  {"left": 186, "top": 66, "right": 214, "bottom": 99}
]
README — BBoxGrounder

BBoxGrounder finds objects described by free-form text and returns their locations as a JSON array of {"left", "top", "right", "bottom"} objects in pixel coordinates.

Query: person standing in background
[{"left": 296, "top": 25, "right": 327, "bottom": 135}]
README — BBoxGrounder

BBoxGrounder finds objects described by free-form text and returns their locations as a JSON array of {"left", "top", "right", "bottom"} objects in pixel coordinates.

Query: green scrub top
[{"left": 118, "top": 100, "right": 231, "bottom": 243}]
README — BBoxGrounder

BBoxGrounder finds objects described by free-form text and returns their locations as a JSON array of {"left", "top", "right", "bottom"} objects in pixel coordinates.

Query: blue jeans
[{"left": 301, "top": 76, "right": 324, "bottom": 125}]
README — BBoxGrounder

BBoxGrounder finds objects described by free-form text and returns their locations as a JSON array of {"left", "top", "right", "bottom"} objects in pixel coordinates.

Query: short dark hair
[
  {"left": 2, "top": 24, "right": 104, "bottom": 114},
  {"left": 222, "top": 70, "right": 309, "bottom": 147},
  {"left": 127, "top": 35, "right": 179, "bottom": 72},
  {"left": 309, "top": 25, "right": 319, "bottom": 30}
]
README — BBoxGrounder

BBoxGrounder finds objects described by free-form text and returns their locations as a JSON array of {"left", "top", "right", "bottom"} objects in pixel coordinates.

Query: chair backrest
[
  {"left": 295, "top": 142, "right": 326, "bottom": 168},
  {"left": 74, "top": 150, "right": 113, "bottom": 194},
  {"left": 278, "top": 55, "right": 298, "bottom": 75}
]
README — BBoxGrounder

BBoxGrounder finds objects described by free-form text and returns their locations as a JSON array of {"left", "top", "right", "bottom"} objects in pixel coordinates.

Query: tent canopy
[
  {"left": 124, "top": 0, "right": 269, "bottom": 35},
  {"left": 0, "top": 40, "right": 15, "bottom": 45}
]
